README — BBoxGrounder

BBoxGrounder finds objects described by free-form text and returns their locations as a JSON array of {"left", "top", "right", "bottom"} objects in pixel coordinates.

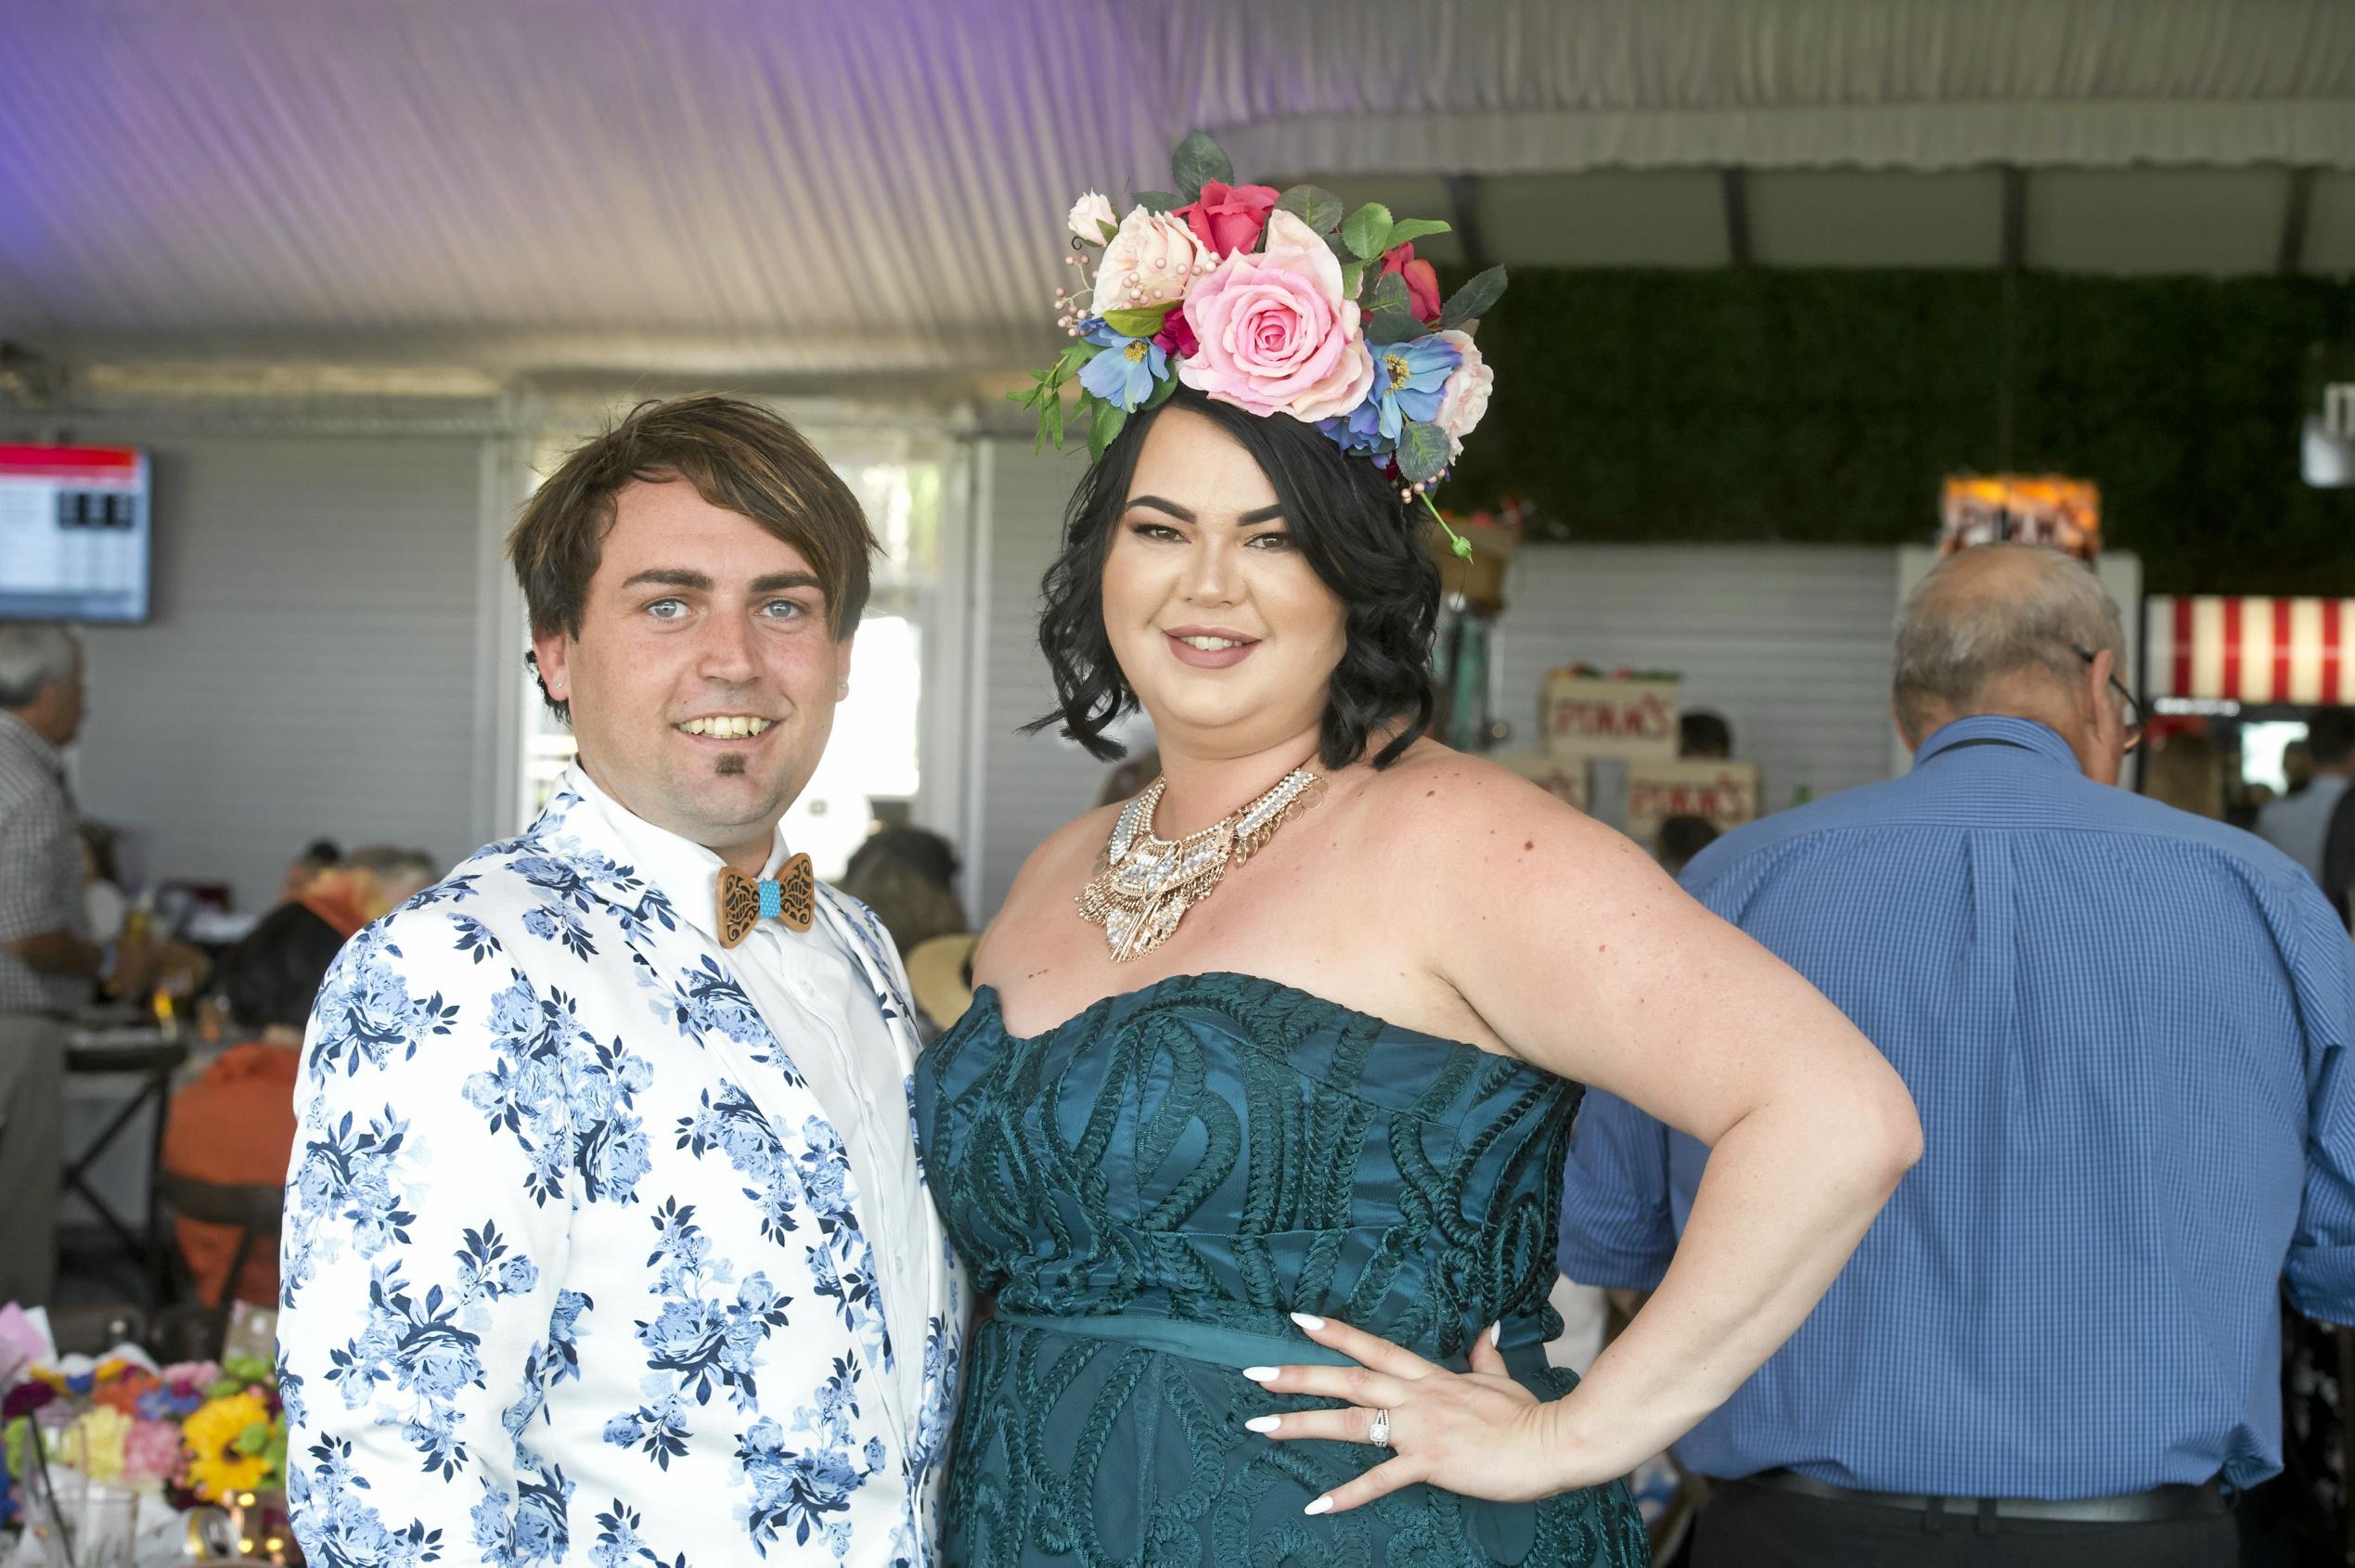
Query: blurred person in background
[
  {"left": 298, "top": 843, "right": 438, "bottom": 934},
  {"left": 1679, "top": 709, "right": 1732, "bottom": 760},
  {"left": 1562, "top": 546, "right": 2355, "bottom": 1567},
  {"left": 2143, "top": 733, "right": 2227, "bottom": 821},
  {"left": 160, "top": 899, "right": 346, "bottom": 1305},
  {"left": 0, "top": 623, "right": 89, "bottom": 1305},
  {"left": 2283, "top": 740, "right": 2315, "bottom": 800},
  {"left": 2258, "top": 708, "right": 2355, "bottom": 886},
  {"left": 837, "top": 824, "right": 967, "bottom": 958},
  {"left": 77, "top": 819, "right": 127, "bottom": 946},
  {"left": 277, "top": 837, "right": 342, "bottom": 904},
  {"left": 1655, "top": 813, "right": 1720, "bottom": 879}
]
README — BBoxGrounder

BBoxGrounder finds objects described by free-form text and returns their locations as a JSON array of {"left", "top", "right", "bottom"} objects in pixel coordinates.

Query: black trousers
[{"left": 1692, "top": 1477, "right": 2240, "bottom": 1568}]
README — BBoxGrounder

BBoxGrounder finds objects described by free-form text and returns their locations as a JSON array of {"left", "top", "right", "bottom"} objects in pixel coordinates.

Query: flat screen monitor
[{"left": 0, "top": 444, "right": 152, "bottom": 623}]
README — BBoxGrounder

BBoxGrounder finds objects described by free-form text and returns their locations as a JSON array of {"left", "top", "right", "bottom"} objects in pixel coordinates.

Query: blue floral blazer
[{"left": 277, "top": 783, "right": 966, "bottom": 1568}]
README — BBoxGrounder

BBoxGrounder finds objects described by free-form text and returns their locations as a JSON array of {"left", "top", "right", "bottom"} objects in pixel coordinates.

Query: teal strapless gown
[{"left": 912, "top": 971, "right": 1649, "bottom": 1567}]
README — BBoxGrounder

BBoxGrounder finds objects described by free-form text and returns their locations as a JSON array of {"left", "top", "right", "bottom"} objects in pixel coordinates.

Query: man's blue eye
[
  {"left": 648, "top": 599, "right": 687, "bottom": 621},
  {"left": 764, "top": 600, "right": 805, "bottom": 620}
]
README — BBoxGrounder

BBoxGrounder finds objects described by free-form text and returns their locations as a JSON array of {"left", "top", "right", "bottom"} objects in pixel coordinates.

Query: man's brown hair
[{"left": 508, "top": 394, "right": 876, "bottom": 718}]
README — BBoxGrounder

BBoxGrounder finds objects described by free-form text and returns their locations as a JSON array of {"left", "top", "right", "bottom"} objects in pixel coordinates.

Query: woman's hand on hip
[{"left": 1241, "top": 1313, "right": 1598, "bottom": 1514}]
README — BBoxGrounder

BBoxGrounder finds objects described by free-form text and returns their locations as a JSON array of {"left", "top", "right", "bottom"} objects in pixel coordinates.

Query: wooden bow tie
[{"left": 717, "top": 855, "right": 815, "bottom": 947}]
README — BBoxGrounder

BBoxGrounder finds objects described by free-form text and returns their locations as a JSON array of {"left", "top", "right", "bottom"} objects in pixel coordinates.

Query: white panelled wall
[
  {"left": 0, "top": 421, "right": 514, "bottom": 910},
  {"left": 962, "top": 440, "right": 1112, "bottom": 917},
  {"left": 1493, "top": 545, "right": 1905, "bottom": 816}
]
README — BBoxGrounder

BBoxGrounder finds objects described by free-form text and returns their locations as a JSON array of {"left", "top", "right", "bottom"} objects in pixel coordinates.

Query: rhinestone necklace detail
[{"left": 1076, "top": 765, "right": 1324, "bottom": 962}]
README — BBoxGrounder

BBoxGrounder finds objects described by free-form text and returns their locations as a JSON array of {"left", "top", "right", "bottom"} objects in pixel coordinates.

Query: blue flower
[
  {"left": 1319, "top": 397, "right": 1389, "bottom": 457},
  {"left": 1361, "top": 335, "right": 1461, "bottom": 442},
  {"left": 1077, "top": 320, "right": 1169, "bottom": 413}
]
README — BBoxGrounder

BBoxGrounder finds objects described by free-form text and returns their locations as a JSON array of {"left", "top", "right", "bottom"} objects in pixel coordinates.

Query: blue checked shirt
[{"left": 1558, "top": 714, "right": 2355, "bottom": 1497}]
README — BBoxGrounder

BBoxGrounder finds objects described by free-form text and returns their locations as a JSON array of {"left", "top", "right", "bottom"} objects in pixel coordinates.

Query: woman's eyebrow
[{"left": 1126, "top": 495, "right": 1194, "bottom": 521}]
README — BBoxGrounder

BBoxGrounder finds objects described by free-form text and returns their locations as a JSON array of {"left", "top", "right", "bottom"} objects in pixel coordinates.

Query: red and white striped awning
[{"left": 2146, "top": 596, "right": 2355, "bottom": 703}]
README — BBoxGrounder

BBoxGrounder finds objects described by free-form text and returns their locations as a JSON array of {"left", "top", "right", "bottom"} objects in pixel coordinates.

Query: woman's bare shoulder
[{"left": 1357, "top": 739, "right": 1614, "bottom": 845}]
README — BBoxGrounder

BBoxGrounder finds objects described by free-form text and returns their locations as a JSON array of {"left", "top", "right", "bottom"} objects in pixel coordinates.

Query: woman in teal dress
[{"left": 912, "top": 147, "right": 1923, "bottom": 1566}]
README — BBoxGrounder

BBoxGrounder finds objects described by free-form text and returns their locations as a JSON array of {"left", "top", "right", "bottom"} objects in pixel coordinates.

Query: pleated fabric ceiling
[{"left": 5, "top": 0, "right": 2353, "bottom": 383}]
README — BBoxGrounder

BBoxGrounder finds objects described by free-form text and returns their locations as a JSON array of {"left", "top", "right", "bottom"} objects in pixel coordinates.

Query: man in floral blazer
[{"left": 279, "top": 396, "right": 964, "bottom": 1568}]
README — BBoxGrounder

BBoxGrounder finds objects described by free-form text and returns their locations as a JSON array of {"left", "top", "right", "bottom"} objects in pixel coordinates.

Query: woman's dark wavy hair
[{"left": 1023, "top": 388, "right": 1439, "bottom": 771}]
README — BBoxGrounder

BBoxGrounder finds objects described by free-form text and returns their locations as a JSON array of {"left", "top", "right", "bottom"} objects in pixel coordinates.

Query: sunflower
[{"left": 181, "top": 1392, "right": 272, "bottom": 1501}]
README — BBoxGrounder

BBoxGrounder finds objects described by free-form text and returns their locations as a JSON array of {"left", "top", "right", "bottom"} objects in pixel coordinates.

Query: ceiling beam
[
  {"left": 1442, "top": 174, "right": 1490, "bottom": 273},
  {"left": 2281, "top": 166, "right": 2318, "bottom": 276},
  {"left": 2000, "top": 166, "right": 2027, "bottom": 270},
  {"left": 1720, "top": 168, "right": 1753, "bottom": 267}
]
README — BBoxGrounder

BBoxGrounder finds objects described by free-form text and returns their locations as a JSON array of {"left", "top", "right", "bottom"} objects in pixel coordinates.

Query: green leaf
[
  {"left": 1341, "top": 202, "right": 1395, "bottom": 261},
  {"left": 1058, "top": 341, "right": 1095, "bottom": 374},
  {"left": 1275, "top": 184, "right": 1345, "bottom": 234},
  {"left": 1381, "top": 218, "right": 1451, "bottom": 251},
  {"left": 1099, "top": 303, "right": 1173, "bottom": 339},
  {"left": 1131, "top": 189, "right": 1181, "bottom": 214},
  {"left": 1170, "top": 131, "right": 1233, "bottom": 201},
  {"left": 1396, "top": 421, "right": 1450, "bottom": 484},
  {"left": 234, "top": 1421, "right": 272, "bottom": 1457},
  {"left": 1087, "top": 395, "right": 1129, "bottom": 463},
  {"left": 1097, "top": 218, "right": 1120, "bottom": 244},
  {"left": 1436, "top": 265, "right": 1508, "bottom": 329},
  {"left": 1339, "top": 259, "right": 1367, "bottom": 299},
  {"left": 1369, "top": 272, "right": 1409, "bottom": 312},
  {"left": 1142, "top": 367, "right": 1180, "bottom": 410},
  {"left": 1049, "top": 394, "right": 1066, "bottom": 450},
  {"left": 1367, "top": 303, "right": 1423, "bottom": 345}
]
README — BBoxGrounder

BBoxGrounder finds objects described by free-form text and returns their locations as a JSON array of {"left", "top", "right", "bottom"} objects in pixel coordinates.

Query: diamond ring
[{"left": 1367, "top": 1407, "right": 1392, "bottom": 1449}]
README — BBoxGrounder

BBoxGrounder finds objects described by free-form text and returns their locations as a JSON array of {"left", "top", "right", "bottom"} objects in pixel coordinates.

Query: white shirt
[
  {"left": 279, "top": 765, "right": 963, "bottom": 1568},
  {"left": 577, "top": 769, "right": 935, "bottom": 1453},
  {"left": 2257, "top": 773, "right": 2351, "bottom": 886}
]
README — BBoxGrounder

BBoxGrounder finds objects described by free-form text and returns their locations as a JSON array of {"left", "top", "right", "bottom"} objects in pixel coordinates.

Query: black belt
[{"left": 1743, "top": 1469, "right": 2228, "bottom": 1525}]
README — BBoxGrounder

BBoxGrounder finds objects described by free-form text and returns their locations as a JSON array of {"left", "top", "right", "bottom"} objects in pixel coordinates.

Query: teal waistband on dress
[{"left": 989, "top": 1308, "right": 1549, "bottom": 1378}]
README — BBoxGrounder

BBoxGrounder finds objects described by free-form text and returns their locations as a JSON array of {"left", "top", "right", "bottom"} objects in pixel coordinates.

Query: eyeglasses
[{"left": 2071, "top": 646, "right": 2143, "bottom": 753}]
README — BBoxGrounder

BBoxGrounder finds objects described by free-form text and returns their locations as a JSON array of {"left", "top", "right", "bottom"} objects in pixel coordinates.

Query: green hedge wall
[{"left": 1442, "top": 268, "right": 2355, "bottom": 596}]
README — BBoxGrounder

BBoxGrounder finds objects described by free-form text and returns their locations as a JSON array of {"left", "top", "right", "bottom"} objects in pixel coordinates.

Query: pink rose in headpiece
[
  {"left": 1380, "top": 243, "right": 1444, "bottom": 324},
  {"left": 1174, "top": 181, "right": 1280, "bottom": 258},
  {"left": 1178, "top": 211, "right": 1376, "bottom": 423}
]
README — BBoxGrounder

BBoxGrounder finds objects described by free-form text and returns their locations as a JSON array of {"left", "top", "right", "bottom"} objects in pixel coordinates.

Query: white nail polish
[
  {"left": 1489, "top": 1322, "right": 1501, "bottom": 1347},
  {"left": 1243, "top": 1366, "right": 1279, "bottom": 1382},
  {"left": 1290, "top": 1311, "right": 1326, "bottom": 1331},
  {"left": 1244, "top": 1415, "right": 1280, "bottom": 1433},
  {"left": 1304, "top": 1496, "right": 1334, "bottom": 1517}
]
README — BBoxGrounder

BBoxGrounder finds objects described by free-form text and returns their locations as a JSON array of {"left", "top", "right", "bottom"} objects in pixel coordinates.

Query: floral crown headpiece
[{"left": 1010, "top": 131, "right": 1506, "bottom": 559}]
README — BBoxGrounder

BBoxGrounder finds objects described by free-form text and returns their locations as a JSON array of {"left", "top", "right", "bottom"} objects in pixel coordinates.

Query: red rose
[
  {"left": 1175, "top": 181, "right": 1280, "bottom": 258},
  {"left": 1380, "top": 243, "right": 1443, "bottom": 324},
  {"left": 1153, "top": 310, "right": 1199, "bottom": 361}
]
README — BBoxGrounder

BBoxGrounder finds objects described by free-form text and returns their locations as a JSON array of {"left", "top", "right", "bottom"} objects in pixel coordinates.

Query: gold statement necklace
[{"left": 1076, "top": 765, "right": 1324, "bottom": 962}]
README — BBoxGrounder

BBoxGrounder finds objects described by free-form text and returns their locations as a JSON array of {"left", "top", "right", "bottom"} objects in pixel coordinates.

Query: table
[{"left": 62, "top": 1023, "right": 188, "bottom": 1305}]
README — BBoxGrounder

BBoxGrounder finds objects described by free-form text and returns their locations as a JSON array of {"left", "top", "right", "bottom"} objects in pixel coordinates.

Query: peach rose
[
  {"left": 1432, "top": 328, "right": 1493, "bottom": 458},
  {"left": 1177, "top": 210, "right": 1375, "bottom": 423},
  {"left": 1097, "top": 207, "right": 1210, "bottom": 312}
]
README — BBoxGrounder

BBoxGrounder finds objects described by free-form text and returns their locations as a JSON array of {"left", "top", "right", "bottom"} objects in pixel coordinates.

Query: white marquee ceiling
[{"left": 5, "top": 0, "right": 2354, "bottom": 393}]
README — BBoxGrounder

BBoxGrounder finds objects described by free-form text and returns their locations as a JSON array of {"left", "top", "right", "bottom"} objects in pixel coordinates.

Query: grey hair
[
  {"left": 0, "top": 623, "right": 81, "bottom": 710},
  {"left": 1894, "top": 546, "right": 2124, "bottom": 739}
]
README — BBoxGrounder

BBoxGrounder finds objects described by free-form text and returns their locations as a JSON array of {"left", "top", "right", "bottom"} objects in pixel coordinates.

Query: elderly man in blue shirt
[{"left": 1561, "top": 543, "right": 2355, "bottom": 1568}]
